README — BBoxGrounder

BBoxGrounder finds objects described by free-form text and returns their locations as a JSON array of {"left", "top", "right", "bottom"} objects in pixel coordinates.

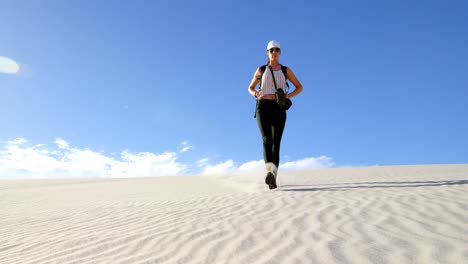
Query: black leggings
[{"left": 256, "top": 100, "right": 287, "bottom": 167}]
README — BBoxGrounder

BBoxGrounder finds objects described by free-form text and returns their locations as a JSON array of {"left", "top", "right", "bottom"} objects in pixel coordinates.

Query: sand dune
[{"left": 1, "top": 164, "right": 467, "bottom": 264}]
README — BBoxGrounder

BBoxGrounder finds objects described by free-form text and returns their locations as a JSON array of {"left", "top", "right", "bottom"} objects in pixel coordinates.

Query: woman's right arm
[{"left": 248, "top": 68, "right": 262, "bottom": 97}]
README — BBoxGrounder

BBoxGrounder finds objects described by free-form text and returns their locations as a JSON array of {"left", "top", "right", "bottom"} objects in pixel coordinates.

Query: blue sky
[{"left": 1, "top": 0, "right": 467, "bottom": 178}]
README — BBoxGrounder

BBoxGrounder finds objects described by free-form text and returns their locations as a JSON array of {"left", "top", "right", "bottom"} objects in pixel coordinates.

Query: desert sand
[{"left": 1, "top": 164, "right": 467, "bottom": 264}]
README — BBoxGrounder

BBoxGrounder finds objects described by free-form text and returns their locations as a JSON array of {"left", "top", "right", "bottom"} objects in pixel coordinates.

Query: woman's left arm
[{"left": 286, "top": 67, "right": 303, "bottom": 99}]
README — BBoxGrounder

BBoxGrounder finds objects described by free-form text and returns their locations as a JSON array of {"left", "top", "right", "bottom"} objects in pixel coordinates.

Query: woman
[{"left": 248, "top": 40, "right": 303, "bottom": 190}]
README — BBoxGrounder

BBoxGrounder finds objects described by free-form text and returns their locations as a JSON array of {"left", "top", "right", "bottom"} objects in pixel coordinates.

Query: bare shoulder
[{"left": 285, "top": 66, "right": 295, "bottom": 78}]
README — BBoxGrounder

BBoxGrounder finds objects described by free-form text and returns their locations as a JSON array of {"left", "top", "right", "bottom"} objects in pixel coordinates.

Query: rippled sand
[{"left": 1, "top": 164, "right": 467, "bottom": 264}]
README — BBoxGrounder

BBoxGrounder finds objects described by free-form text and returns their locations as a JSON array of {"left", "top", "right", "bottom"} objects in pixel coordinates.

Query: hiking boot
[
  {"left": 265, "top": 162, "right": 278, "bottom": 189},
  {"left": 265, "top": 172, "right": 277, "bottom": 190}
]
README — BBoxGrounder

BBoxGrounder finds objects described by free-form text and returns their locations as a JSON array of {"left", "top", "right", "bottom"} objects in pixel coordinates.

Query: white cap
[{"left": 267, "top": 40, "right": 281, "bottom": 50}]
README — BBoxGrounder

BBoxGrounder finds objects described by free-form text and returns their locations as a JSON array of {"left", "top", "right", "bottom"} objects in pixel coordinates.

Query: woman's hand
[{"left": 255, "top": 89, "right": 261, "bottom": 98}]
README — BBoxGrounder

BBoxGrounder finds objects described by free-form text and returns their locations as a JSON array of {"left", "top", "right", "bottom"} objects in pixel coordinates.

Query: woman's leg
[
  {"left": 256, "top": 100, "right": 274, "bottom": 164},
  {"left": 272, "top": 109, "right": 286, "bottom": 167},
  {"left": 256, "top": 101, "right": 286, "bottom": 190}
]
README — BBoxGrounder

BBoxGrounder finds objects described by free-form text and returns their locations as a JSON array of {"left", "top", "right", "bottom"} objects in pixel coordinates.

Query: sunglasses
[{"left": 269, "top": 47, "right": 281, "bottom": 53}]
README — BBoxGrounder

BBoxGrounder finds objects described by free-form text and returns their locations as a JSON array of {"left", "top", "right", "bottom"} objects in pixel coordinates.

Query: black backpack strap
[
  {"left": 257, "top": 65, "right": 267, "bottom": 90},
  {"left": 261, "top": 65, "right": 267, "bottom": 74},
  {"left": 281, "top": 65, "right": 287, "bottom": 77}
]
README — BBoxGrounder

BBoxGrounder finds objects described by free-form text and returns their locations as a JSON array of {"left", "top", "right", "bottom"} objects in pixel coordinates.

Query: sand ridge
[{"left": 1, "top": 164, "right": 467, "bottom": 263}]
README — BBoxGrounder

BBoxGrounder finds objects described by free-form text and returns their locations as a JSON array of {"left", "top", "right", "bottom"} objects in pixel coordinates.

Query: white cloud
[
  {"left": 197, "top": 156, "right": 335, "bottom": 175},
  {"left": 55, "top": 138, "right": 69, "bottom": 149},
  {"left": 199, "top": 159, "right": 235, "bottom": 175},
  {"left": 8, "top": 138, "right": 27, "bottom": 145},
  {"left": 196, "top": 158, "right": 209, "bottom": 166},
  {"left": 0, "top": 56, "right": 20, "bottom": 74},
  {"left": 178, "top": 141, "right": 192, "bottom": 153},
  {"left": 112, "top": 151, "right": 187, "bottom": 177},
  {"left": 0, "top": 138, "right": 336, "bottom": 179},
  {"left": 0, "top": 138, "right": 187, "bottom": 179},
  {"left": 238, "top": 160, "right": 264, "bottom": 172},
  {"left": 281, "top": 156, "right": 335, "bottom": 170}
]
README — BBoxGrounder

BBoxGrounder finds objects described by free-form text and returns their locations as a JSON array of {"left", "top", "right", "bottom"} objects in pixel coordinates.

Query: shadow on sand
[{"left": 280, "top": 179, "right": 468, "bottom": 192}]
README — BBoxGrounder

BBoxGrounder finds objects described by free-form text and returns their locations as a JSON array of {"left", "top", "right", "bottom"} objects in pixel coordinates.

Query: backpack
[{"left": 258, "top": 64, "right": 290, "bottom": 91}]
